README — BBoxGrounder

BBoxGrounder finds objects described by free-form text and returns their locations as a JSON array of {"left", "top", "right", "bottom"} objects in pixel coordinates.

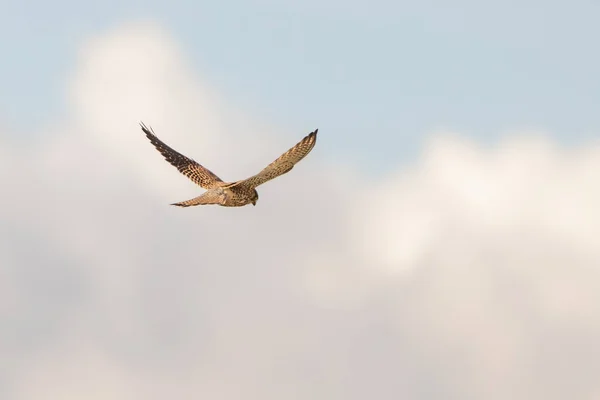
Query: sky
[
  {"left": 2, "top": 1, "right": 600, "bottom": 399},
  {"left": 3, "top": 0, "right": 600, "bottom": 169}
]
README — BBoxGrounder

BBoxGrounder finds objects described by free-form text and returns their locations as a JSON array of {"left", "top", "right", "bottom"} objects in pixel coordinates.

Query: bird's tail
[{"left": 171, "top": 192, "right": 222, "bottom": 207}]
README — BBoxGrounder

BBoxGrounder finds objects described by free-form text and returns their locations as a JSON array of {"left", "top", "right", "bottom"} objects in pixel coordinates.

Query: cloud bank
[{"left": 2, "top": 21, "right": 600, "bottom": 400}]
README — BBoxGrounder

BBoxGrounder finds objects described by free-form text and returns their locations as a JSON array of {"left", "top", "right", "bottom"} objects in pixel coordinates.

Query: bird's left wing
[{"left": 140, "top": 122, "right": 224, "bottom": 189}]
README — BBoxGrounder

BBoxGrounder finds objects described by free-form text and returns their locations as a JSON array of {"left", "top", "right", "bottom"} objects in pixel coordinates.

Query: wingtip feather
[{"left": 139, "top": 121, "right": 156, "bottom": 137}]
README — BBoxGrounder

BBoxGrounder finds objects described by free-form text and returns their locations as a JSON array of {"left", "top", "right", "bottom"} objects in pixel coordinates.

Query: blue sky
[{"left": 2, "top": 0, "right": 599, "bottom": 171}]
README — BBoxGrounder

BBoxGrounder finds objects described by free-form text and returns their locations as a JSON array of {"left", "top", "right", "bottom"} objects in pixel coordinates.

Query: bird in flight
[{"left": 140, "top": 122, "right": 318, "bottom": 207}]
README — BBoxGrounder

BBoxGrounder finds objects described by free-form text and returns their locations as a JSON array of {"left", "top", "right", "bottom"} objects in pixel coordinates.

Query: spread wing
[
  {"left": 230, "top": 129, "right": 318, "bottom": 190},
  {"left": 140, "top": 122, "right": 224, "bottom": 189}
]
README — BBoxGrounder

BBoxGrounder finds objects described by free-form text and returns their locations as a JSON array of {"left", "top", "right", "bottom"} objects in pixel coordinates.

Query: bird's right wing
[
  {"left": 140, "top": 122, "right": 224, "bottom": 189},
  {"left": 229, "top": 129, "right": 318, "bottom": 190}
]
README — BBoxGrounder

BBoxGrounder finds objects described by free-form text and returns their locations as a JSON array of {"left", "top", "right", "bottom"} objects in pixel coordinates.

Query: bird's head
[{"left": 251, "top": 190, "right": 259, "bottom": 206}]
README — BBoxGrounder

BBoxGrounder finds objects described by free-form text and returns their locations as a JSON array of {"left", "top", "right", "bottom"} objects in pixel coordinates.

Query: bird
[{"left": 140, "top": 122, "right": 318, "bottom": 207}]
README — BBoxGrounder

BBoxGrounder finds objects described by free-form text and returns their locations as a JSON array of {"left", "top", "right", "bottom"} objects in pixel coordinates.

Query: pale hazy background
[{"left": 2, "top": 2, "right": 600, "bottom": 399}]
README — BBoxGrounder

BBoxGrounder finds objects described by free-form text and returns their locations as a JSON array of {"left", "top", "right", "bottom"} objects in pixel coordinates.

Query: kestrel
[{"left": 140, "top": 122, "right": 318, "bottom": 207}]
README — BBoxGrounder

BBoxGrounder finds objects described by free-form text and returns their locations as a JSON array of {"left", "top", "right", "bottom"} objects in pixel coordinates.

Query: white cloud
[
  {"left": 351, "top": 131, "right": 600, "bottom": 276},
  {"left": 3, "top": 20, "right": 600, "bottom": 400}
]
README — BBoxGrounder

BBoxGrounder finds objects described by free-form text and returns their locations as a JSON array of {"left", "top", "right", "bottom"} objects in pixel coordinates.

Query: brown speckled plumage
[{"left": 140, "top": 122, "right": 317, "bottom": 208}]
